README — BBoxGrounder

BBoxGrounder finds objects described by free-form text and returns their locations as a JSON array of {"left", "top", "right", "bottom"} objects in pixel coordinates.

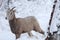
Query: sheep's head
[{"left": 5, "top": 7, "right": 16, "bottom": 20}]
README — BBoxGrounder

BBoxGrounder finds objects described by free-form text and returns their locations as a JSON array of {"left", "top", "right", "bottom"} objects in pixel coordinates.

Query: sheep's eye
[{"left": 11, "top": 13, "right": 12, "bottom": 15}]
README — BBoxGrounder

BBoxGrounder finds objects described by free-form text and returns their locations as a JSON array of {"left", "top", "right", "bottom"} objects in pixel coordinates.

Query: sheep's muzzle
[{"left": 5, "top": 17, "right": 7, "bottom": 20}]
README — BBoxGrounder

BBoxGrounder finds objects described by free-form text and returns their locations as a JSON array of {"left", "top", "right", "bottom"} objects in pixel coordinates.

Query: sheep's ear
[
  {"left": 8, "top": 8, "right": 10, "bottom": 10},
  {"left": 11, "top": 7, "right": 15, "bottom": 11},
  {"left": 13, "top": 9, "right": 16, "bottom": 13},
  {"left": 6, "top": 8, "right": 10, "bottom": 13}
]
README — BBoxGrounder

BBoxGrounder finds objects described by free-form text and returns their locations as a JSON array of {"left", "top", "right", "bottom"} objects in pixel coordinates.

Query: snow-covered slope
[{"left": 0, "top": 0, "right": 55, "bottom": 40}]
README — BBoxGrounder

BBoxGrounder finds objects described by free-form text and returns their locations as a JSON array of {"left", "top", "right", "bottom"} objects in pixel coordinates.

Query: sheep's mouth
[{"left": 5, "top": 17, "right": 7, "bottom": 20}]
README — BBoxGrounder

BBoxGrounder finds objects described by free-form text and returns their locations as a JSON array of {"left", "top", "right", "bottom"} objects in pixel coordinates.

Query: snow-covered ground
[{"left": 0, "top": 0, "right": 58, "bottom": 40}]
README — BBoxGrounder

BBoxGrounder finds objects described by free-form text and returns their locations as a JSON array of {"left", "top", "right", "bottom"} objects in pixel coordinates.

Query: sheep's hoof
[
  {"left": 34, "top": 36, "right": 38, "bottom": 39},
  {"left": 16, "top": 38, "right": 20, "bottom": 40},
  {"left": 29, "top": 35, "right": 38, "bottom": 39}
]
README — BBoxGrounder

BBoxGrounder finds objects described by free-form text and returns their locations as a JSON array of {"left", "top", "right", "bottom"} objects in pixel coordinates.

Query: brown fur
[{"left": 6, "top": 7, "right": 44, "bottom": 39}]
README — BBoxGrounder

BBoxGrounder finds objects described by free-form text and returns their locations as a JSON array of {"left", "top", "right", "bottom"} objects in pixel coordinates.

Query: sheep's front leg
[
  {"left": 16, "top": 28, "right": 22, "bottom": 40},
  {"left": 15, "top": 34, "right": 20, "bottom": 39}
]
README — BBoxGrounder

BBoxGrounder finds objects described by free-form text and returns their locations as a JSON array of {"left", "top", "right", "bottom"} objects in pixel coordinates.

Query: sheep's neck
[
  {"left": 9, "top": 17, "right": 17, "bottom": 34},
  {"left": 9, "top": 16, "right": 16, "bottom": 26}
]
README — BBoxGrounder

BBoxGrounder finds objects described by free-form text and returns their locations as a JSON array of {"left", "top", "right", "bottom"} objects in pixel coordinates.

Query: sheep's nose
[
  {"left": 5, "top": 17, "right": 7, "bottom": 20},
  {"left": 41, "top": 31, "right": 45, "bottom": 35},
  {"left": 42, "top": 32, "right": 45, "bottom": 35}
]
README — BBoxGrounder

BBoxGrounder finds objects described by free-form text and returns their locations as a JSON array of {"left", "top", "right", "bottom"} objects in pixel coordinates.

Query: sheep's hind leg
[
  {"left": 34, "top": 25, "right": 44, "bottom": 35},
  {"left": 28, "top": 32, "right": 38, "bottom": 39},
  {"left": 28, "top": 32, "right": 33, "bottom": 37},
  {"left": 33, "top": 26, "right": 44, "bottom": 39}
]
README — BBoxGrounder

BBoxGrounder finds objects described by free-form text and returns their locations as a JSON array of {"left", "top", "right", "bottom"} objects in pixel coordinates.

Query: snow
[
  {"left": 0, "top": 31, "right": 15, "bottom": 40},
  {"left": 0, "top": 0, "right": 57, "bottom": 40}
]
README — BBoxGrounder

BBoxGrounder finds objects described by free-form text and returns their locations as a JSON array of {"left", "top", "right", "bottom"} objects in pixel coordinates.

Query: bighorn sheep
[{"left": 5, "top": 7, "right": 44, "bottom": 39}]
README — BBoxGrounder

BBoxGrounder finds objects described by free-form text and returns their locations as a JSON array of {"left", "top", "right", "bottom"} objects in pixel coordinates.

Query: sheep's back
[{"left": 16, "top": 16, "right": 37, "bottom": 32}]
